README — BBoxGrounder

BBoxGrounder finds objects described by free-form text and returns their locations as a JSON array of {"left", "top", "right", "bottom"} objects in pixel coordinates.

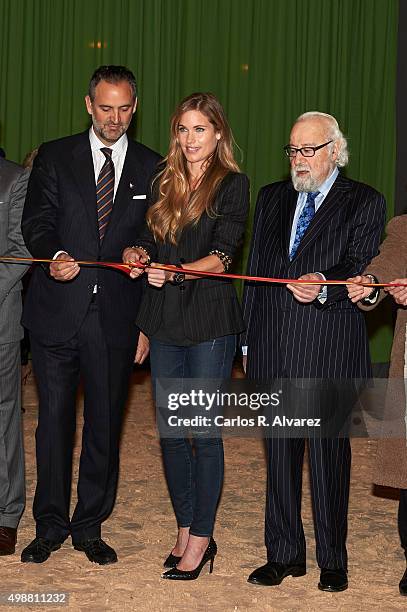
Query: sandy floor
[{"left": 3, "top": 365, "right": 406, "bottom": 612}]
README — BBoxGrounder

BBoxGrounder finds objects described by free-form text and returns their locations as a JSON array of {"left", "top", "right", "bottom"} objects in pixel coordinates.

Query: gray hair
[{"left": 295, "top": 111, "right": 349, "bottom": 167}]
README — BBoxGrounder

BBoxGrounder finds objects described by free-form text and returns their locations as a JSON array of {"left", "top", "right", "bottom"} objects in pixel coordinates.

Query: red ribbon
[{"left": 0, "top": 255, "right": 405, "bottom": 286}]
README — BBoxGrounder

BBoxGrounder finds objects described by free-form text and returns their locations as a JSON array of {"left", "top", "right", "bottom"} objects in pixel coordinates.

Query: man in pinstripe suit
[
  {"left": 0, "top": 155, "right": 30, "bottom": 554},
  {"left": 243, "top": 112, "right": 386, "bottom": 591}
]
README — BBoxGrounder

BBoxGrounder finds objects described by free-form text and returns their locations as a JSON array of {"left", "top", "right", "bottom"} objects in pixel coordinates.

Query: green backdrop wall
[{"left": 0, "top": 0, "right": 398, "bottom": 361}]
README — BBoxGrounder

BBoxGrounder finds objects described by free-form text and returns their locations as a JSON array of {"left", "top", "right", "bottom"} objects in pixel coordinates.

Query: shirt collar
[
  {"left": 89, "top": 126, "right": 128, "bottom": 155},
  {"left": 314, "top": 166, "right": 339, "bottom": 198}
]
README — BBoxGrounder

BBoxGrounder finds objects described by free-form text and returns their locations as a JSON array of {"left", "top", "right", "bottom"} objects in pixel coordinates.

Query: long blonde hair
[{"left": 146, "top": 92, "right": 240, "bottom": 244}]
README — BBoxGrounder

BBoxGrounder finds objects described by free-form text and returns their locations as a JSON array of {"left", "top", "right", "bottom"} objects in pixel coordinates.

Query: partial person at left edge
[
  {"left": 20, "top": 65, "right": 161, "bottom": 565},
  {"left": 0, "top": 153, "right": 30, "bottom": 555}
]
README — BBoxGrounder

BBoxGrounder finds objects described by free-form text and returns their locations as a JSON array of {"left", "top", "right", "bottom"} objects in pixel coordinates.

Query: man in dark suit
[
  {"left": 0, "top": 155, "right": 30, "bottom": 555},
  {"left": 21, "top": 65, "right": 160, "bottom": 564},
  {"left": 243, "top": 112, "right": 386, "bottom": 591}
]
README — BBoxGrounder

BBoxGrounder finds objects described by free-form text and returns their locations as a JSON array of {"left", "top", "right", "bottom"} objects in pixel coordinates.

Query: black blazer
[
  {"left": 135, "top": 171, "right": 250, "bottom": 342},
  {"left": 22, "top": 131, "right": 161, "bottom": 348},
  {"left": 242, "top": 174, "right": 386, "bottom": 379}
]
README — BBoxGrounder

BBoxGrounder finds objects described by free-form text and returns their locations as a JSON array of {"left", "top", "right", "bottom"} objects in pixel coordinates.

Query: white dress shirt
[{"left": 89, "top": 126, "right": 128, "bottom": 199}]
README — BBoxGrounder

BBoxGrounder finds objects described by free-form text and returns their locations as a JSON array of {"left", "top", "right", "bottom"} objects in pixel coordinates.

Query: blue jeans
[{"left": 150, "top": 335, "right": 236, "bottom": 536}]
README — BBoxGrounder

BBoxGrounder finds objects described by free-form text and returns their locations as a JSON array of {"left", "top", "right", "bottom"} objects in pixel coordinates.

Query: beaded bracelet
[
  {"left": 131, "top": 245, "right": 151, "bottom": 266},
  {"left": 209, "top": 249, "right": 232, "bottom": 272}
]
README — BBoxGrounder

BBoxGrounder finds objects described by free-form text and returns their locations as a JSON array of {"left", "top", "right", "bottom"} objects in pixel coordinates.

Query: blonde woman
[{"left": 124, "top": 92, "right": 249, "bottom": 580}]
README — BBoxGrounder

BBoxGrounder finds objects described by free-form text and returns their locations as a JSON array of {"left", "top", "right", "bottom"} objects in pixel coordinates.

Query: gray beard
[
  {"left": 291, "top": 169, "right": 320, "bottom": 192},
  {"left": 92, "top": 119, "right": 127, "bottom": 144}
]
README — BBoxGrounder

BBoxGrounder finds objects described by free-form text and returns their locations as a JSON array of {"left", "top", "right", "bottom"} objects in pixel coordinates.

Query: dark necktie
[
  {"left": 289, "top": 191, "right": 320, "bottom": 260},
  {"left": 97, "top": 147, "right": 115, "bottom": 241}
]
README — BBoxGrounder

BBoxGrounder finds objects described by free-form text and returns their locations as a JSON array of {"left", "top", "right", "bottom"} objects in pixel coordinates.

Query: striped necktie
[
  {"left": 289, "top": 191, "right": 319, "bottom": 260},
  {"left": 97, "top": 147, "right": 115, "bottom": 241}
]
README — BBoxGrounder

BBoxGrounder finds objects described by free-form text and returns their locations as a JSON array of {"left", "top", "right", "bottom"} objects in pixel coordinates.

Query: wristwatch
[
  {"left": 361, "top": 274, "right": 379, "bottom": 305},
  {"left": 172, "top": 271, "right": 185, "bottom": 284},
  {"left": 172, "top": 259, "right": 185, "bottom": 285}
]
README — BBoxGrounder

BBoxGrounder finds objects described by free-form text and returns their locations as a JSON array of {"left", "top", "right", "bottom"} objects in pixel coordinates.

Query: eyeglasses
[{"left": 283, "top": 140, "right": 333, "bottom": 158}]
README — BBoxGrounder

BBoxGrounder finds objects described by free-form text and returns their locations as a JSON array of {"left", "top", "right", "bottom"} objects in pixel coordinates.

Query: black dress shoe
[
  {"left": 162, "top": 538, "right": 217, "bottom": 580},
  {"left": 0, "top": 527, "right": 17, "bottom": 555},
  {"left": 21, "top": 537, "right": 62, "bottom": 563},
  {"left": 399, "top": 568, "right": 407, "bottom": 596},
  {"left": 74, "top": 538, "right": 117, "bottom": 565},
  {"left": 248, "top": 561, "right": 306, "bottom": 586},
  {"left": 163, "top": 552, "right": 182, "bottom": 568},
  {"left": 318, "top": 568, "right": 348, "bottom": 592}
]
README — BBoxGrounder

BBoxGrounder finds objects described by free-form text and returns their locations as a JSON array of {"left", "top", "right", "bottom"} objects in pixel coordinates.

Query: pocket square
[{"left": 132, "top": 194, "right": 146, "bottom": 200}]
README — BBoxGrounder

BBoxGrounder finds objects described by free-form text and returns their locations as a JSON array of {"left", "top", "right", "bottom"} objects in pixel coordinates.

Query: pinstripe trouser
[
  {"left": 265, "top": 437, "right": 350, "bottom": 570},
  {"left": 0, "top": 341, "right": 25, "bottom": 528}
]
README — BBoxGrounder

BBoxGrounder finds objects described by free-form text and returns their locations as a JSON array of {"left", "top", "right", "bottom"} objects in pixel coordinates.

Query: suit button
[{"left": 180, "top": 285, "right": 185, "bottom": 291}]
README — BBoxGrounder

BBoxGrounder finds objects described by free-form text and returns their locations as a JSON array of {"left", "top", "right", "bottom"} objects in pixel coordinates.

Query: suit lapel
[
  {"left": 70, "top": 133, "right": 99, "bottom": 242},
  {"left": 280, "top": 182, "right": 298, "bottom": 260},
  {"left": 291, "top": 174, "right": 352, "bottom": 261},
  {"left": 102, "top": 140, "right": 149, "bottom": 243}
]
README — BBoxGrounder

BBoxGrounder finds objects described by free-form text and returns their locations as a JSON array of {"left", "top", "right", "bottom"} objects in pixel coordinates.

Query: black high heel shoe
[
  {"left": 163, "top": 552, "right": 182, "bottom": 568},
  {"left": 161, "top": 537, "right": 217, "bottom": 580}
]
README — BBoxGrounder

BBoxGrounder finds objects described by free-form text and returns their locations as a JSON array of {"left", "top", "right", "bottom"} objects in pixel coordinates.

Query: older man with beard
[{"left": 242, "top": 112, "right": 386, "bottom": 591}]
